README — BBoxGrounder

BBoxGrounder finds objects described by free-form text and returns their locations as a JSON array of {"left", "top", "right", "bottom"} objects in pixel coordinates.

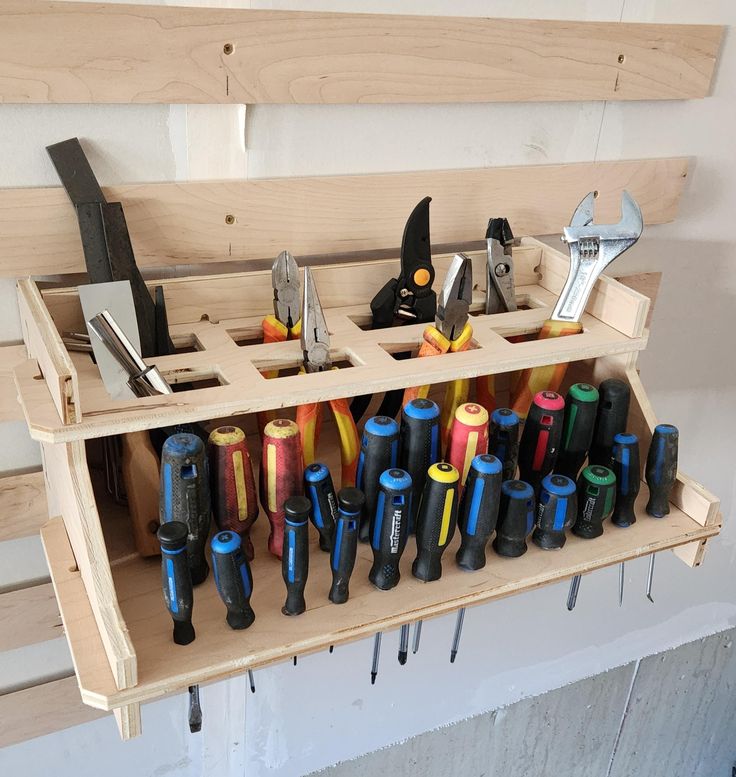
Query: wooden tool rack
[{"left": 0, "top": 1, "right": 723, "bottom": 743}]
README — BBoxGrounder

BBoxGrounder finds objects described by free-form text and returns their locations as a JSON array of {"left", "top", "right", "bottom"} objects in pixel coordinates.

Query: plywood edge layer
[
  {"left": 0, "top": 3, "right": 722, "bottom": 105},
  {"left": 0, "top": 158, "right": 688, "bottom": 276}
]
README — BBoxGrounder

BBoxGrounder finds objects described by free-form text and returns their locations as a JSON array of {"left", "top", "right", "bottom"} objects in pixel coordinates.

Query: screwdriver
[
  {"left": 411, "top": 462, "right": 460, "bottom": 655},
  {"left": 329, "top": 487, "right": 364, "bottom": 604},
  {"left": 282, "top": 496, "right": 311, "bottom": 616},
  {"left": 368, "top": 469, "right": 412, "bottom": 664},
  {"left": 211, "top": 530, "right": 255, "bottom": 630},
  {"left": 611, "top": 433, "right": 640, "bottom": 606},
  {"left": 400, "top": 398, "right": 441, "bottom": 533},
  {"left": 208, "top": 426, "right": 259, "bottom": 560},
  {"left": 447, "top": 402, "right": 489, "bottom": 489},
  {"left": 532, "top": 474, "right": 577, "bottom": 550},
  {"left": 644, "top": 424, "right": 679, "bottom": 602},
  {"left": 517, "top": 390, "right": 565, "bottom": 497},
  {"left": 158, "top": 522, "right": 200, "bottom": 732},
  {"left": 588, "top": 379, "right": 630, "bottom": 466},
  {"left": 451, "top": 454, "right": 503, "bottom": 663},
  {"left": 260, "top": 419, "right": 304, "bottom": 558},
  {"left": 567, "top": 465, "right": 616, "bottom": 610},
  {"left": 304, "top": 462, "right": 338, "bottom": 552},
  {"left": 555, "top": 383, "right": 599, "bottom": 480},
  {"left": 160, "top": 433, "right": 211, "bottom": 585},
  {"left": 488, "top": 407, "right": 520, "bottom": 481},
  {"left": 356, "top": 416, "right": 399, "bottom": 542},
  {"left": 493, "top": 480, "right": 535, "bottom": 558}
]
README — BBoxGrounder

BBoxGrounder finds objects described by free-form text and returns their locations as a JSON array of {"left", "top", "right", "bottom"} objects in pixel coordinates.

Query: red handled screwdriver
[
  {"left": 517, "top": 391, "right": 565, "bottom": 497},
  {"left": 447, "top": 402, "right": 489, "bottom": 490}
]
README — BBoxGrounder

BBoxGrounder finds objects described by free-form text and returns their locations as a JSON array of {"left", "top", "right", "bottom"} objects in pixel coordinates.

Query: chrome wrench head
[{"left": 551, "top": 191, "right": 643, "bottom": 323}]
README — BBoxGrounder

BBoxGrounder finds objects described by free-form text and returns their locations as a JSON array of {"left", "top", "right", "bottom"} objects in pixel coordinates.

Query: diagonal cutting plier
[
  {"left": 476, "top": 217, "right": 517, "bottom": 415},
  {"left": 257, "top": 250, "right": 302, "bottom": 434},
  {"left": 402, "top": 253, "right": 474, "bottom": 447},
  {"left": 350, "top": 196, "right": 436, "bottom": 422},
  {"left": 296, "top": 268, "right": 361, "bottom": 487}
]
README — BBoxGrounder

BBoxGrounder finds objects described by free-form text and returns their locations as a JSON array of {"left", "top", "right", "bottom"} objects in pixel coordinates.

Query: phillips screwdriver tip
[
  {"left": 398, "top": 651, "right": 407, "bottom": 666},
  {"left": 248, "top": 670, "right": 256, "bottom": 694}
]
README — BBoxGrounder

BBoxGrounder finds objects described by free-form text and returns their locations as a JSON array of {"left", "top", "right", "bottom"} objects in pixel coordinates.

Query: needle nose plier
[
  {"left": 402, "top": 253, "right": 474, "bottom": 447},
  {"left": 296, "top": 268, "right": 361, "bottom": 487},
  {"left": 258, "top": 250, "right": 302, "bottom": 434},
  {"left": 350, "top": 196, "right": 436, "bottom": 422}
]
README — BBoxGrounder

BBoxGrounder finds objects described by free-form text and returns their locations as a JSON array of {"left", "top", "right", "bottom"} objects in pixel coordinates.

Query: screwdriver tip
[
  {"left": 647, "top": 594, "right": 655, "bottom": 604},
  {"left": 450, "top": 651, "right": 457, "bottom": 664},
  {"left": 329, "top": 645, "right": 334, "bottom": 654},
  {"left": 371, "top": 673, "right": 377, "bottom": 685},
  {"left": 398, "top": 651, "right": 407, "bottom": 666},
  {"left": 293, "top": 656, "right": 297, "bottom": 666}
]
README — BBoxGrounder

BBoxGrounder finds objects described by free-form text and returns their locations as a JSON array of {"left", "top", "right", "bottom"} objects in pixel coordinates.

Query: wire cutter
[
  {"left": 296, "top": 267, "right": 360, "bottom": 487},
  {"left": 511, "top": 190, "right": 643, "bottom": 417},
  {"left": 258, "top": 251, "right": 302, "bottom": 434},
  {"left": 476, "top": 217, "right": 517, "bottom": 415},
  {"left": 350, "top": 196, "right": 436, "bottom": 422},
  {"left": 402, "top": 253, "right": 473, "bottom": 447}
]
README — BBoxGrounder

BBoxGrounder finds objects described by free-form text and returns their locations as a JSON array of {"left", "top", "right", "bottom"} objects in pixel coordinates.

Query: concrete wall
[{"left": 0, "top": 1, "right": 734, "bottom": 776}]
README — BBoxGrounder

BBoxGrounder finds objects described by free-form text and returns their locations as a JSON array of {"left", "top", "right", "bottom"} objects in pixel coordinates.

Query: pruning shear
[
  {"left": 402, "top": 253, "right": 473, "bottom": 447},
  {"left": 511, "top": 190, "right": 643, "bottom": 417},
  {"left": 476, "top": 217, "right": 517, "bottom": 415},
  {"left": 296, "top": 268, "right": 360, "bottom": 487},
  {"left": 257, "top": 250, "right": 302, "bottom": 434},
  {"left": 350, "top": 196, "right": 436, "bottom": 422}
]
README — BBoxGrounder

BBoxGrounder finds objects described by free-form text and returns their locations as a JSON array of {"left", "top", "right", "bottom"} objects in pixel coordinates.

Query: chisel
[
  {"left": 488, "top": 408, "right": 520, "bottom": 481},
  {"left": 555, "top": 383, "right": 599, "bottom": 480},
  {"left": 159, "top": 433, "right": 211, "bottom": 586},
  {"left": 329, "top": 488, "right": 364, "bottom": 604},
  {"left": 588, "top": 379, "right": 630, "bottom": 467},
  {"left": 357, "top": 416, "right": 400, "bottom": 542},
  {"left": 304, "top": 462, "right": 338, "bottom": 552},
  {"left": 260, "top": 419, "right": 304, "bottom": 559},
  {"left": 400, "top": 398, "right": 441, "bottom": 533},
  {"left": 211, "top": 530, "right": 255, "bottom": 630},
  {"left": 493, "top": 480, "right": 535, "bottom": 557},
  {"left": 644, "top": 424, "right": 679, "bottom": 603},
  {"left": 208, "top": 426, "right": 258, "bottom": 560},
  {"left": 451, "top": 454, "right": 503, "bottom": 663},
  {"left": 282, "top": 496, "right": 311, "bottom": 616},
  {"left": 517, "top": 391, "right": 565, "bottom": 497},
  {"left": 611, "top": 433, "right": 641, "bottom": 606}
]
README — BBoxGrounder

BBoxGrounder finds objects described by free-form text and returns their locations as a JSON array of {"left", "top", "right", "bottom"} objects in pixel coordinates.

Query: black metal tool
[
  {"left": 611, "top": 432, "right": 641, "bottom": 607},
  {"left": 350, "top": 197, "right": 436, "bottom": 421}
]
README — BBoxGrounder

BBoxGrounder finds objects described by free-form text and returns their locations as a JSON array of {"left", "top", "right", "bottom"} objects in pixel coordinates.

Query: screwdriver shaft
[
  {"left": 646, "top": 554, "right": 656, "bottom": 603},
  {"left": 567, "top": 575, "right": 581, "bottom": 611},
  {"left": 412, "top": 621, "right": 423, "bottom": 654},
  {"left": 371, "top": 633, "right": 382, "bottom": 684},
  {"left": 398, "top": 625, "right": 410, "bottom": 665},
  {"left": 450, "top": 608, "right": 466, "bottom": 663},
  {"left": 619, "top": 562, "right": 625, "bottom": 607},
  {"left": 248, "top": 670, "right": 255, "bottom": 694},
  {"left": 188, "top": 685, "right": 202, "bottom": 733}
]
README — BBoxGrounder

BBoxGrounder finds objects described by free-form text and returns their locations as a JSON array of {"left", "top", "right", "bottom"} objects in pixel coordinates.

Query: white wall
[{"left": 1, "top": 1, "right": 734, "bottom": 776}]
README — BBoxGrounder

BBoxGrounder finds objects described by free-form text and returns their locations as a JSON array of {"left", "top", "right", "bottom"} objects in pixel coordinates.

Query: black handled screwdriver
[
  {"left": 160, "top": 432, "right": 212, "bottom": 585},
  {"left": 644, "top": 424, "right": 679, "bottom": 602},
  {"left": 493, "top": 480, "right": 535, "bottom": 557},
  {"left": 555, "top": 383, "right": 599, "bottom": 479},
  {"left": 567, "top": 465, "right": 616, "bottom": 610},
  {"left": 330, "top": 488, "right": 364, "bottom": 604},
  {"left": 517, "top": 391, "right": 565, "bottom": 496},
  {"left": 532, "top": 474, "right": 577, "bottom": 550},
  {"left": 611, "top": 433, "right": 641, "bottom": 606},
  {"left": 357, "top": 416, "right": 399, "bottom": 542},
  {"left": 211, "top": 530, "right": 255, "bottom": 630},
  {"left": 400, "top": 398, "right": 441, "bottom": 533},
  {"left": 282, "top": 496, "right": 311, "bottom": 616},
  {"left": 489, "top": 408, "right": 520, "bottom": 481},
  {"left": 588, "top": 379, "right": 630, "bottom": 466},
  {"left": 304, "top": 462, "right": 338, "bottom": 552},
  {"left": 411, "top": 462, "right": 460, "bottom": 654},
  {"left": 451, "top": 454, "right": 503, "bottom": 663}
]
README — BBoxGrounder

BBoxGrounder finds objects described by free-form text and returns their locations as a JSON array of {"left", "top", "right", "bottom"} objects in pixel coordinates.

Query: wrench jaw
[{"left": 551, "top": 191, "right": 643, "bottom": 323}]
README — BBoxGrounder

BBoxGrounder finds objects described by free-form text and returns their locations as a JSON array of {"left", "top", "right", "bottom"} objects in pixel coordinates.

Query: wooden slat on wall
[
  {"left": 0, "top": 344, "right": 26, "bottom": 422},
  {"left": 0, "top": 158, "right": 687, "bottom": 276},
  {"left": 0, "top": 471, "right": 47, "bottom": 542},
  {"left": 0, "top": 2, "right": 722, "bottom": 105},
  {"left": 0, "top": 583, "right": 61, "bottom": 652}
]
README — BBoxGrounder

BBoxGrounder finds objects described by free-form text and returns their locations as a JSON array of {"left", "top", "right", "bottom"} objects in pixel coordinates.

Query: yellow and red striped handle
[
  {"left": 510, "top": 319, "right": 583, "bottom": 418},
  {"left": 258, "top": 316, "right": 301, "bottom": 435},
  {"left": 296, "top": 400, "right": 323, "bottom": 469},
  {"left": 327, "top": 396, "right": 360, "bottom": 487}
]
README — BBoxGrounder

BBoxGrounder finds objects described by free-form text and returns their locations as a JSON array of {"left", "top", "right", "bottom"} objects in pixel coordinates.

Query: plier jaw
[
  {"left": 272, "top": 250, "right": 301, "bottom": 329},
  {"left": 436, "top": 253, "right": 472, "bottom": 343},
  {"left": 370, "top": 196, "right": 436, "bottom": 329},
  {"left": 301, "top": 267, "right": 332, "bottom": 372},
  {"left": 485, "top": 217, "right": 517, "bottom": 315}
]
